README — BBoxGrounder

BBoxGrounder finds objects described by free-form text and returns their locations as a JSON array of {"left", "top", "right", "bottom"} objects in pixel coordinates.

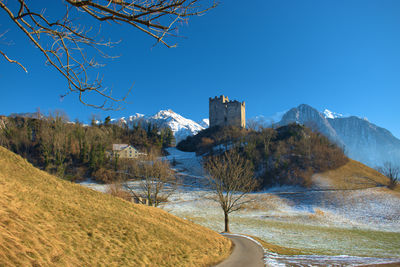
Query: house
[{"left": 111, "top": 144, "right": 143, "bottom": 159}]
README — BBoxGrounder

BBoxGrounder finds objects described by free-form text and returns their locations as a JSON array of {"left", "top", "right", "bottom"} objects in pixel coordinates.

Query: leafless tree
[
  {"left": 203, "top": 150, "right": 256, "bottom": 233},
  {"left": 246, "top": 117, "right": 272, "bottom": 131},
  {"left": 123, "top": 153, "right": 177, "bottom": 207},
  {"left": 377, "top": 162, "right": 399, "bottom": 189},
  {"left": 0, "top": 0, "right": 216, "bottom": 109},
  {"left": 0, "top": 116, "right": 11, "bottom": 147}
]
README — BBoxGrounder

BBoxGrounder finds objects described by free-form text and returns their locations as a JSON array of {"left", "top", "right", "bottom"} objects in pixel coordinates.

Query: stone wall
[{"left": 209, "top": 95, "right": 245, "bottom": 128}]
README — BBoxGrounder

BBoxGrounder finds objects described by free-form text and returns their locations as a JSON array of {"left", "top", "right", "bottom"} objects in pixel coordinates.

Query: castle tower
[{"left": 209, "top": 95, "right": 245, "bottom": 128}]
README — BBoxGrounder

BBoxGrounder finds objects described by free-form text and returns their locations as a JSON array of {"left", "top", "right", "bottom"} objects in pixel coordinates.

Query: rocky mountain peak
[{"left": 277, "top": 105, "right": 400, "bottom": 167}]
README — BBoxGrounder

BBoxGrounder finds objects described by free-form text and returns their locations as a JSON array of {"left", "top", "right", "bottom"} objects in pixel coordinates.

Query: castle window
[{"left": 224, "top": 117, "right": 227, "bottom": 122}]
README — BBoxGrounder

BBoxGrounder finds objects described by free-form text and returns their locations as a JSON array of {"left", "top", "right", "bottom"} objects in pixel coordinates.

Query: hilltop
[
  {"left": 0, "top": 146, "right": 231, "bottom": 266},
  {"left": 313, "top": 158, "right": 399, "bottom": 191},
  {"left": 177, "top": 123, "right": 349, "bottom": 188}
]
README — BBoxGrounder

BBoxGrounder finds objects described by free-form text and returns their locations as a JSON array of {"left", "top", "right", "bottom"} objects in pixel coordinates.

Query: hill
[
  {"left": 313, "top": 158, "right": 399, "bottom": 191},
  {"left": 177, "top": 124, "right": 349, "bottom": 188},
  {"left": 0, "top": 146, "right": 231, "bottom": 266}
]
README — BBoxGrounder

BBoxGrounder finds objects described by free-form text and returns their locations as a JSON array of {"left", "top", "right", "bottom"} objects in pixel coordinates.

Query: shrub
[
  {"left": 106, "top": 183, "right": 132, "bottom": 201},
  {"left": 92, "top": 168, "right": 116, "bottom": 183}
]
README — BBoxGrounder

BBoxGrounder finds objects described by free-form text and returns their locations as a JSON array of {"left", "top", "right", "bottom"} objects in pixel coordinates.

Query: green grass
[
  {"left": 232, "top": 217, "right": 400, "bottom": 257},
  {"left": 166, "top": 193, "right": 400, "bottom": 258}
]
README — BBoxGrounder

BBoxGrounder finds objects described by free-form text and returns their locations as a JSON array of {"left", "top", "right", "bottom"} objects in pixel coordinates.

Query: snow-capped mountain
[
  {"left": 199, "top": 118, "right": 209, "bottom": 128},
  {"left": 113, "top": 110, "right": 205, "bottom": 142},
  {"left": 148, "top": 110, "right": 204, "bottom": 142},
  {"left": 278, "top": 104, "right": 343, "bottom": 145},
  {"left": 323, "top": 109, "right": 344, "bottom": 119},
  {"left": 277, "top": 104, "right": 400, "bottom": 168}
]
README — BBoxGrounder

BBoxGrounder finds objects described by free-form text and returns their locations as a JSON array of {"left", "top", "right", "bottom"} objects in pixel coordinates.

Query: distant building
[
  {"left": 110, "top": 144, "right": 142, "bottom": 159},
  {"left": 209, "top": 95, "right": 245, "bottom": 128}
]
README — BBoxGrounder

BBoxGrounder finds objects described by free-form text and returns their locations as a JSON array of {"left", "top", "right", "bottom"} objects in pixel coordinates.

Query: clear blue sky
[{"left": 1, "top": 0, "right": 399, "bottom": 138}]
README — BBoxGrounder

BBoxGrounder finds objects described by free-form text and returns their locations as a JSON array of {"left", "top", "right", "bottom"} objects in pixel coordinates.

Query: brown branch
[
  {"left": 0, "top": 0, "right": 217, "bottom": 109},
  {"left": 0, "top": 49, "right": 28, "bottom": 73}
]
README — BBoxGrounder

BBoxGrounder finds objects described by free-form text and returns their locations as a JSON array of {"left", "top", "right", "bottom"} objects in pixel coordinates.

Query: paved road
[{"left": 216, "top": 234, "right": 265, "bottom": 267}]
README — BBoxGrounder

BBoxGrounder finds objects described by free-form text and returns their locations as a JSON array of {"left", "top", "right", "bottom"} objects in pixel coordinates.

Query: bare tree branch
[
  {"left": 377, "top": 162, "right": 399, "bottom": 189},
  {"left": 0, "top": 0, "right": 217, "bottom": 109},
  {"left": 0, "top": 49, "right": 27, "bottom": 72}
]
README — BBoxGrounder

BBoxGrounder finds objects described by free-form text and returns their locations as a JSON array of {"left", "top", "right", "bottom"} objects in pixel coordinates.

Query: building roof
[{"left": 112, "top": 144, "right": 129, "bottom": 151}]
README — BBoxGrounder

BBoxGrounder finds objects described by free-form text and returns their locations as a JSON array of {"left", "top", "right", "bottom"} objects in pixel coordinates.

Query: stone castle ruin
[{"left": 209, "top": 95, "right": 246, "bottom": 128}]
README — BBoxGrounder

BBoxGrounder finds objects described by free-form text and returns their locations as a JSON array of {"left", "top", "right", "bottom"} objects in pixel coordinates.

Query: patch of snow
[
  {"left": 165, "top": 147, "right": 205, "bottom": 177},
  {"left": 79, "top": 179, "right": 108, "bottom": 193},
  {"left": 199, "top": 118, "right": 209, "bottom": 128},
  {"left": 265, "top": 253, "right": 400, "bottom": 266},
  {"left": 323, "top": 109, "right": 344, "bottom": 119},
  {"left": 129, "top": 113, "right": 145, "bottom": 120}
]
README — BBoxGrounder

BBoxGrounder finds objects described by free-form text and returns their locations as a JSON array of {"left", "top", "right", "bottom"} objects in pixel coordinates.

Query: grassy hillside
[
  {"left": 0, "top": 146, "right": 231, "bottom": 266},
  {"left": 313, "top": 159, "right": 399, "bottom": 191}
]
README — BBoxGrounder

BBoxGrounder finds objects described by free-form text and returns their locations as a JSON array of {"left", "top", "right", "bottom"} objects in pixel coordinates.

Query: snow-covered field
[
  {"left": 162, "top": 148, "right": 400, "bottom": 266},
  {"left": 80, "top": 148, "right": 400, "bottom": 266}
]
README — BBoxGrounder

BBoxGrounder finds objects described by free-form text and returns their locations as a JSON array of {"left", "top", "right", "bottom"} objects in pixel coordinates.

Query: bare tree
[
  {"left": 377, "top": 162, "right": 399, "bottom": 189},
  {"left": 246, "top": 117, "right": 271, "bottom": 131},
  {"left": 123, "top": 153, "right": 177, "bottom": 207},
  {"left": 203, "top": 150, "right": 257, "bottom": 233},
  {"left": 0, "top": 0, "right": 216, "bottom": 109}
]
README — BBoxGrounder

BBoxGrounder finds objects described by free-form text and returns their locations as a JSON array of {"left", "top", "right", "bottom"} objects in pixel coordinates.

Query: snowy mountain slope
[
  {"left": 199, "top": 118, "right": 209, "bottom": 128},
  {"left": 323, "top": 109, "right": 344, "bottom": 119},
  {"left": 147, "top": 110, "right": 204, "bottom": 142},
  {"left": 278, "top": 104, "right": 343, "bottom": 145},
  {"left": 113, "top": 110, "right": 205, "bottom": 142},
  {"left": 277, "top": 104, "right": 400, "bottom": 168},
  {"left": 329, "top": 116, "right": 400, "bottom": 168}
]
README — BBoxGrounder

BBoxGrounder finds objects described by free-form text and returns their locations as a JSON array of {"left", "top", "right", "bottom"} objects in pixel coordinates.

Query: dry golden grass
[
  {"left": 314, "top": 159, "right": 398, "bottom": 191},
  {"left": 0, "top": 146, "right": 231, "bottom": 267}
]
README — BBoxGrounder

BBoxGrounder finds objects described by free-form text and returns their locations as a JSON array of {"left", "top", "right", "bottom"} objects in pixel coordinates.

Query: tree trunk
[{"left": 224, "top": 211, "right": 230, "bottom": 233}]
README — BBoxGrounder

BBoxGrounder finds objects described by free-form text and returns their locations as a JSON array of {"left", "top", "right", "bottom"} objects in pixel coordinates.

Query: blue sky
[{"left": 1, "top": 0, "right": 399, "bottom": 138}]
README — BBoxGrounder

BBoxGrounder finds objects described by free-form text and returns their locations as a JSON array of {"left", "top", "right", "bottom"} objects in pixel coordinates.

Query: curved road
[{"left": 216, "top": 234, "right": 265, "bottom": 267}]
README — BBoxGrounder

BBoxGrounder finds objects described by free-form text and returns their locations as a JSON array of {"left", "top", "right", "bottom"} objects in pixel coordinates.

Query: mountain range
[
  {"left": 110, "top": 110, "right": 207, "bottom": 142},
  {"left": 110, "top": 105, "right": 399, "bottom": 168},
  {"left": 277, "top": 104, "right": 400, "bottom": 168}
]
